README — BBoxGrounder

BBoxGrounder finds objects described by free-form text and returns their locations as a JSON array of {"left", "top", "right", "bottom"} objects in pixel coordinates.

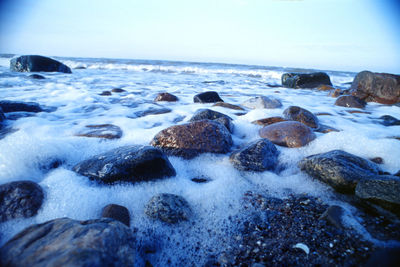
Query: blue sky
[{"left": 0, "top": 0, "right": 399, "bottom": 73}]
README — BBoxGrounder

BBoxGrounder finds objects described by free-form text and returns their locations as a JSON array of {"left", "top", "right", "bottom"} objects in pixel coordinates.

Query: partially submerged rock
[
  {"left": 212, "top": 102, "right": 244, "bottom": 110},
  {"left": 10, "top": 55, "right": 72, "bottom": 73},
  {"left": 334, "top": 95, "right": 366, "bottom": 109},
  {"left": 189, "top": 109, "right": 233, "bottom": 132},
  {"left": 193, "top": 91, "right": 223, "bottom": 103},
  {"left": 154, "top": 92, "right": 178, "bottom": 102},
  {"left": 101, "top": 204, "right": 130, "bottom": 227},
  {"left": 283, "top": 106, "right": 319, "bottom": 129},
  {"left": 75, "top": 124, "right": 123, "bottom": 139},
  {"left": 145, "top": 193, "right": 192, "bottom": 223},
  {"left": 319, "top": 205, "right": 345, "bottom": 229},
  {"left": 251, "top": 116, "right": 286, "bottom": 126},
  {"left": 0, "top": 100, "right": 43, "bottom": 113},
  {"left": 111, "top": 88, "right": 126, "bottom": 93},
  {"left": 28, "top": 74, "right": 45, "bottom": 79},
  {"left": 242, "top": 96, "right": 282, "bottom": 109},
  {"left": 317, "top": 84, "right": 335, "bottom": 91},
  {"left": 282, "top": 72, "right": 332, "bottom": 89},
  {"left": 134, "top": 106, "right": 172, "bottom": 117},
  {"left": 377, "top": 115, "right": 400, "bottom": 126},
  {"left": 99, "top": 91, "right": 112, "bottom": 96}
]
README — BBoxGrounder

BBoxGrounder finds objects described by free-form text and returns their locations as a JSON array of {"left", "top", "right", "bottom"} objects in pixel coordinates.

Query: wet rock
[
  {"left": 212, "top": 102, "right": 244, "bottom": 110},
  {"left": 10, "top": 55, "right": 72, "bottom": 73},
  {"left": 101, "top": 204, "right": 130, "bottom": 227},
  {"left": 193, "top": 91, "right": 223, "bottom": 103},
  {"left": 0, "top": 217, "right": 135, "bottom": 267},
  {"left": 259, "top": 121, "right": 316, "bottom": 148},
  {"left": 154, "top": 92, "right": 178, "bottom": 102},
  {"left": 72, "top": 145, "right": 176, "bottom": 184},
  {"left": 314, "top": 124, "right": 339, "bottom": 133},
  {"left": 0, "top": 180, "right": 44, "bottom": 223},
  {"left": 134, "top": 106, "right": 172, "bottom": 117},
  {"left": 281, "top": 72, "right": 332, "bottom": 89},
  {"left": 350, "top": 71, "right": 400, "bottom": 104},
  {"left": 99, "top": 91, "right": 111, "bottom": 96},
  {"left": 0, "top": 100, "right": 43, "bottom": 113},
  {"left": 319, "top": 205, "right": 345, "bottom": 229},
  {"left": 150, "top": 120, "right": 232, "bottom": 159},
  {"left": 329, "top": 88, "right": 343, "bottom": 97},
  {"left": 74, "top": 66, "right": 86, "bottom": 69},
  {"left": 28, "top": 74, "right": 45, "bottom": 79},
  {"left": 283, "top": 106, "right": 319, "bottom": 129},
  {"left": 191, "top": 177, "right": 212, "bottom": 183},
  {"left": 111, "top": 88, "right": 126, "bottom": 93},
  {"left": 229, "top": 139, "right": 279, "bottom": 172},
  {"left": 251, "top": 116, "right": 286, "bottom": 126},
  {"left": 299, "top": 150, "right": 382, "bottom": 193},
  {"left": 369, "top": 157, "right": 383, "bottom": 164},
  {"left": 335, "top": 95, "right": 366, "bottom": 109},
  {"left": 365, "top": 248, "right": 400, "bottom": 267},
  {"left": 317, "top": 84, "right": 335, "bottom": 91},
  {"left": 145, "top": 193, "right": 192, "bottom": 224},
  {"left": 75, "top": 124, "right": 123, "bottom": 139},
  {"left": 242, "top": 96, "right": 282, "bottom": 109},
  {"left": 378, "top": 115, "right": 400, "bottom": 126},
  {"left": 189, "top": 109, "right": 233, "bottom": 132}
]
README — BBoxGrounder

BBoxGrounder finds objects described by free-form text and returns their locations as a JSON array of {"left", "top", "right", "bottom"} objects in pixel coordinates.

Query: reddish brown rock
[
  {"left": 335, "top": 95, "right": 366, "bottom": 109},
  {"left": 212, "top": 102, "right": 244, "bottom": 111},
  {"left": 317, "top": 84, "right": 335, "bottom": 91},
  {"left": 251, "top": 116, "right": 287, "bottom": 126},
  {"left": 283, "top": 106, "right": 319, "bottom": 129},
  {"left": 329, "top": 89, "right": 342, "bottom": 98},
  {"left": 259, "top": 121, "right": 316, "bottom": 148},
  {"left": 154, "top": 92, "right": 178, "bottom": 102}
]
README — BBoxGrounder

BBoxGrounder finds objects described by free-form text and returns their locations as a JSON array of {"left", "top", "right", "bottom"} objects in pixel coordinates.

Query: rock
[
  {"left": 10, "top": 55, "right": 72, "bottom": 73},
  {"left": 394, "top": 170, "right": 400, "bottom": 177},
  {"left": 350, "top": 71, "right": 400, "bottom": 104},
  {"left": 378, "top": 115, "right": 400, "bottom": 126},
  {"left": 365, "top": 248, "right": 400, "bottom": 267},
  {"left": 314, "top": 124, "right": 340, "bottom": 133},
  {"left": 259, "top": 121, "right": 316, "bottom": 148},
  {"left": 355, "top": 175, "right": 400, "bottom": 215},
  {"left": 334, "top": 95, "right": 366, "bottom": 109},
  {"left": 150, "top": 120, "right": 233, "bottom": 159},
  {"left": 281, "top": 72, "right": 332, "bottom": 89},
  {"left": 28, "top": 74, "right": 45, "bottom": 79},
  {"left": 317, "top": 84, "right": 335, "bottom": 91},
  {"left": 145, "top": 193, "right": 192, "bottom": 223},
  {"left": 329, "top": 88, "right": 343, "bottom": 98},
  {"left": 0, "top": 100, "right": 43, "bottom": 113},
  {"left": 193, "top": 91, "right": 223, "bottom": 103},
  {"left": 251, "top": 116, "right": 286, "bottom": 126},
  {"left": 212, "top": 102, "right": 244, "bottom": 110},
  {"left": 75, "top": 124, "right": 123, "bottom": 139},
  {"left": 229, "top": 139, "right": 279, "bottom": 172},
  {"left": 319, "top": 205, "right": 345, "bottom": 229},
  {"left": 0, "top": 217, "right": 135, "bottom": 267},
  {"left": 299, "top": 150, "right": 382, "bottom": 193},
  {"left": 369, "top": 157, "right": 383, "bottom": 164},
  {"left": 241, "top": 96, "right": 282, "bottom": 109},
  {"left": 283, "top": 106, "right": 319, "bottom": 129},
  {"left": 101, "top": 204, "right": 130, "bottom": 227},
  {"left": 134, "top": 106, "right": 172, "bottom": 117},
  {"left": 0, "top": 107, "right": 5, "bottom": 125},
  {"left": 0, "top": 180, "right": 44, "bottom": 223},
  {"left": 154, "top": 92, "right": 178, "bottom": 102},
  {"left": 111, "top": 88, "right": 126, "bottom": 93},
  {"left": 189, "top": 109, "right": 233, "bottom": 132},
  {"left": 72, "top": 145, "right": 176, "bottom": 184},
  {"left": 191, "top": 177, "right": 212, "bottom": 183},
  {"left": 99, "top": 91, "right": 111, "bottom": 96}
]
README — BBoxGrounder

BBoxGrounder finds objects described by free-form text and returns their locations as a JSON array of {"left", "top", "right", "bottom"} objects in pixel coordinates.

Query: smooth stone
[
  {"left": 10, "top": 55, "right": 72, "bottom": 73},
  {"left": 101, "top": 204, "right": 130, "bottom": 227},
  {"left": 314, "top": 124, "right": 340, "bottom": 133},
  {"left": 28, "top": 74, "right": 45, "bottom": 79},
  {"left": 251, "top": 116, "right": 287, "bottom": 126},
  {"left": 189, "top": 109, "right": 233, "bottom": 133},
  {"left": 298, "top": 150, "right": 382, "bottom": 193},
  {"left": 145, "top": 193, "right": 192, "bottom": 224},
  {"left": 212, "top": 102, "right": 244, "bottom": 110},
  {"left": 229, "top": 139, "right": 279, "bottom": 172},
  {"left": 0, "top": 180, "right": 44, "bottom": 223},
  {"left": 334, "top": 95, "right": 366, "bottom": 109},
  {"left": 72, "top": 145, "right": 176, "bottom": 184},
  {"left": 369, "top": 157, "right": 383, "bottom": 164},
  {"left": 319, "top": 205, "right": 345, "bottom": 229},
  {"left": 0, "top": 218, "right": 135, "bottom": 267},
  {"left": 0, "top": 100, "right": 43, "bottom": 113},
  {"left": 242, "top": 96, "right": 282, "bottom": 109},
  {"left": 191, "top": 177, "right": 212, "bottom": 183},
  {"left": 154, "top": 92, "right": 178, "bottom": 102},
  {"left": 193, "top": 91, "right": 223, "bottom": 103},
  {"left": 75, "top": 124, "right": 123, "bottom": 139},
  {"left": 317, "top": 84, "right": 335, "bottom": 91},
  {"left": 99, "top": 91, "right": 111, "bottom": 96},
  {"left": 281, "top": 72, "right": 332, "bottom": 89},
  {"left": 259, "top": 121, "right": 316, "bottom": 148},
  {"left": 283, "top": 106, "right": 319, "bottom": 129},
  {"left": 134, "top": 106, "right": 172, "bottom": 117},
  {"left": 378, "top": 115, "right": 400, "bottom": 126},
  {"left": 111, "top": 88, "right": 126, "bottom": 93}
]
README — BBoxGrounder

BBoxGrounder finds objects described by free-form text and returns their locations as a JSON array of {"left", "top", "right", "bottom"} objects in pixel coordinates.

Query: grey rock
[
  {"left": 101, "top": 204, "right": 130, "bottom": 227},
  {"left": 72, "top": 145, "right": 176, "bottom": 184},
  {"left": 75, "top": 124, "right": 123, "bottom": 139},
  {"left": 281, "top": 72, "right": 332, "bottom": 89},
  {"left": 145, "top": 193, "right": 192, "bottom": 223},
  {"left": 0, "top": 217, "right": 135, "bottom": 267},
  {"left": 111, "top": 88, "right": 126, "bottom": 93},
  {"left": 0, "top": 100, "right": 43, "bottom": 113},
  {"left": 10, "top": 55, "right": 72, "bottom": 73},
  {"left": 242, "top": 96, "right": 282, "bottom": 109},
  {"left": 189, "top": 109, "right": 233, "bottom": 133},
  {"left": 283, "top": 106, "right": 319, "bottom": 129},
  {"left": 193, "top": 91, "right": 223, "bottom": 103},
  {"left": 334, "top": 95, "right": 366, "bottom": 109},
  {"left": 319, "top": 205, "right": 345, "bottom": 229},
  {"left": 28, "top": 74, "right": 45, "bottom": 79}
]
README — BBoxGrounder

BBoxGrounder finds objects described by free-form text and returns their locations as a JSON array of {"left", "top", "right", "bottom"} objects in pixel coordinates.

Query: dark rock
[
  {"left": 0, "top": 217, "right": 135, "bottom": 267},
  {"left": 299, "top": 150, "right": 382, "bottom": 193},
  {"left": 189, "top": 109, "right": 233, "bottom": 133},
  {"left": 134, "top": 106, "right": 172, "bottom": 117},
  {"left": 10, "top": 55, "right": 72, "bottom": 73},
  {"left": 191, "top": 177, "right": 211, "bottom": 183},
  {"left": 319, "top": 205, "right": 345, "bottom": 229},
  {"left": 111, "top": 88, "right": 126, "bottom": 93},
  {"left": 145, "top": 193, "right": 192, "bottom": 223},
  {"left": 365, "top": 248, "right": 400, "bottom": 267},
  {"left": 0, "top": 180, "right": 44, "bottom": 223},
  {"left": 335, "top": 95, "right": 366, "bottom": 109},
  {"left": 350, "top": 71, "right": 400, "bottom": 104},
  {"left": 212, "top": 102, "right": 244, "bottom": 110},
  {"left": 394, "top": 170, "right": 400, "bottom": 177},
  {"left": 281, "top": 72, "right": 332, "bottom": 89},
  {"left": 75, "top": 124, "right": 123, "bottom": 139},
  {"left": 283, "top": 106, "right": 319, "bottom": 129},
  {"left": 378, "top": 115, "right": 400, "bottom": 126},
  {"left": 242, "top": 96, "right": 282, "bottom": 109},
  {"left": 0, "top": 100, "right": 43, "bottom": 113},
  {"left": 259, "top": 121, "right": 316, "bottom": 148},
  {"left": 72, "top": 145, "right": 176, "bottom": 184},
  {"left": 0, "top": 107, "right": 5, "bottom": 125},
  {"left": 74, "top": 66, "right": 86, "bottom": 69},
  {"left": 251, "top": 116, "right": 287, "bottom": 126},
  {"left": 154, "top": 92, "right": 178, "bottom": 102},
  {"left": 202, "top": 80, "right": 226, "bottom": 85},
  {"left": 229, "top": 139, "right": 279, "bottom": 172},
  {"left": 150, "top": 120, "right": 233, "bottom": 159},
  {"left": 369, "top": 157, "right": 383, "bottom": 164},
  {"left": 99, "top": 91, "right": 112, "bottom": 96},
  {"left": 101, "top": 204, "right": 130, "bottom": 227},
  {"left": 28, "top": 74, "right": 45, "bottom": 79},
  {"left": 193, "top": 91, "right": 223, "bottom": 103}
]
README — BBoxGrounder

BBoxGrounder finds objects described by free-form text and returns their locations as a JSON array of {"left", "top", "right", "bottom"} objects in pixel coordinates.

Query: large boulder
[
  {"left": 259, "top": 121, "right": 316, "bottom": 148},
  {"left": 0, "top": 181, "right": 44, "bottom": 223},
  {"left": 229, "top": 139, "right": 279, "bottom": 172},
  {"left": 299, "top": 150, "right": 382, "bottom": 193},
  {"left": 0, "top": 218, "right": 135, "bottom": 267},
  {"left": 150, "top": 120, "right": 233, "bottom": 159},
  {"left": 334, "top": 95, "right": 366, "bottom": 109},
  {"left": 283, "top": 106, "right": 319, "bottom": 129},
  {"left": 241, "top": 96, "right": 282, "bottom": 109},
  {"left": 281, "top": 72, "right": 332, "bottom": 89},
  {"left": 145, "top": 193, "right": 192, "bottom": 224},
  {"left": 0, "top": 100, "right": 43, "bottom": 113},
  {"left": 72, "top": 145, "right": 176, "bottom": 184},
  {"left": 350, "top": 71, "right": 400, "bottom": 104},
  {"left": 193, "top": 91, "right": 223, "bottom": 103},
  {"left": 10, "top": 55, "right": 72, "bottom": 73},
  {"left": 189, "top": 109, "right": 233, "bottom": 132}
]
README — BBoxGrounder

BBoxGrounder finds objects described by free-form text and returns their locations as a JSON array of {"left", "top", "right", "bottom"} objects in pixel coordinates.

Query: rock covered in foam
[
  {"left": 259, "top": 121, "right": 316, "bottom": 148},
  {"left": 0, "top": 100, "right": 43, "bottom": 113},
  {"left": 0, "top": 180, "right": 44, "bottom": 223},
  {"left": 283, "top": 106, "right": 319, "bottom": 129},
  {"left": 75, "top": 124, "right": 123, "bottom": 139},
  {"left": 193, "top": 91, "right": 223, "bottom": 103},
  {"left": 212, "top": 102, "right": 244, "bottom": 110},
  {"left": 101, "top": 204, "right": 131, "bottom": 227},
  {"left": 281, "top": 72, "right": 332, "bottom": 89},
  {"left": 0, "top": 218, "right": 135, "bottom": 267},
  {"left": 145, "top": 193, "right": 192, "bottom": 223},
  {"left": 241, "top": 96, "right": 282, "bottom": 109},
  {"left": 10, "top": 55, "right": 72, "bottom": 73},
  {"left": 72, "top": 145, "right": 176, "bottom": 184},
  {"left": 189, "top": 109, "right": 233, "bottom": 133},
  {"left": 154, "top": 92, "right": 178, "bottom": 102},
  {"left": 150, "top": 120, "right": 233, "bottom": 159},
  {"left": 334, "top": 95, "right": 366, "bottom": 109}
]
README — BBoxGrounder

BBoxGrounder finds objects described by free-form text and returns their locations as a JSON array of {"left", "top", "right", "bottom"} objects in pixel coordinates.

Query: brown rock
[
  {"left": 283, "top": 106, "right": 319, "bottom": 129},
  {"left": 335, "top": 95, "right": 366, "bottom": 109},
  {"left": 346, "top": 110, "right": 372, "bottom": 114},
  {"left": 329, "top": 89, "right": 342, "bottom": 98},
  {"left": 251, "top": 116, "right": 286, "bottom": 126},
  {"left": 101, "top": 204, "right": 130, "bottom": 227},
  {"left": 154, "top": 92, "right": 178, "bottom": 102},
  {"left": 212, "top": 102, "right": 244, "bottom": 110},
  {"left": 259, "top": 121, "right": 316, "bottom": 148},
  {"left": 317, "top": 84, "right": 335, "bottom": 91},
  {"left": 111, "top": 88, "right": 126, "bottom": 93}
]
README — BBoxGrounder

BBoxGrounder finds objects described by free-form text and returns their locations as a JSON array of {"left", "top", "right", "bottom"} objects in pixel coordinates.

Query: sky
[{"left": 0, "top": 0, "right": 399, "bottom": 73}]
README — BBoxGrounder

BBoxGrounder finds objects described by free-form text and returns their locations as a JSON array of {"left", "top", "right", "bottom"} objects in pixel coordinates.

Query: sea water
[{"left": 0, "top": 55, "right": 399, "bottom": 265}]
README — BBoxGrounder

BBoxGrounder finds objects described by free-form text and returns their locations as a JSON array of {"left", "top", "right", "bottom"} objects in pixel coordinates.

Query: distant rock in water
[
  {"left": 350, "top": 71, "right": 400, "bottom": 104},
  {"left": 242, "top": 96, "right": 282, "bottom": 109},
  {"left": 0, "top": 107, "right": 5, "bottom": 126},
  {"left": 10, "top": 55, "right": 72, "bottom": 73},
  {"left": 145, "top": 193, "right": 192, "bottom": 224},
  {"left": 189, "top": 109, "right": 233, "bottom": 133},
  {"left": 193, "top": 91, "right": 223, "bottom": 103},
  {"left": 281, "top": 72, "right": 332, "bottom": 89},
  {"left": 101, "top": 204, "right": 130, "bottom": 227},
  {"left": 377, "top": 115, "right": 400, "bottom": 126},
  {"left": 154, "top": 92, "right": 178, "bottom": 102},
  {"left": 111, "top": 88, "right": 126, "bottom": 93},
  {"left": 0, "top": 180, "right": 44, "bottom": 223},
  {"left": 334, "top": 95, "right": 366, "bottom": 109},
  {"left": 72, "top": 145, "right": 176, "bottom": 184},
  {"left": 75, "top": 124, "right": 123, "bottom": 139},
  {"left": 99, "top": 91, "right": 111, "bottom": 96},
  {"left": 0, "top": 100, "right": 43, "bottom": 113},
  {"left": 283, "top": 106, "right": 319, "bottom": 129},
  {"left": 28, "top": 74, "right": 45, "bottom": 79},
  {"left": 251, "top": 116, "right": 287, "bottom": 127},
  {"left": 212, "top": 102, "right": 244, "bottom": 110},
  {"left": 317, "top": 84, "right": 335, "bottom": 91},
  {"left": 0, "top": 218, "right": 136, "bottom": 267}
]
